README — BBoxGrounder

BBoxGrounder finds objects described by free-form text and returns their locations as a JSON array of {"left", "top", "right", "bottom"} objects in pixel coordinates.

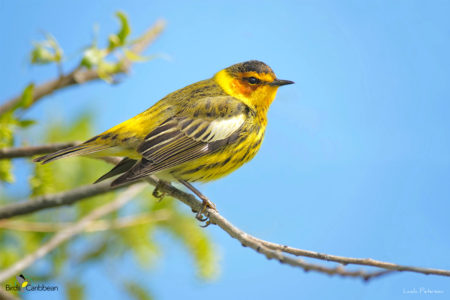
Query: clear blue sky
[{"left": 1, "top": 0, "right": 450, "bottom": 299}]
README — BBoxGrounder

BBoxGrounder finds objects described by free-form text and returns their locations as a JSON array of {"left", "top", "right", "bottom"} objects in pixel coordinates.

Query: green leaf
[
  {"left": 17, "top": 119, "right": 37, "bottom": 128},
  {"left": 124, "top": 49, "right": 150, "bottom": 62},
  {"left": 123, "top": 281, "right": 153, "bottom": 300},
  {"left": 66, "top": 280, "right": 85, "bottom": 300},
  {"left": 81, "top": 47, "right": 106, "bottom": 69},
  {"left": 108, "top": 34, "right": 121, "bottom": 49},
  {"left": 31, "top": 44, "right": 54, "bottom": 64},
  {"left": 97, "top": 61, "right": 121, "bottom": 83},
  {"left": 17, "top": 83, "right": 35, "bottom": 109},
  {"left": 30, "top": 162, "right": 57, "bottom": 196},
  {"left": 108, "top": 11, "right": 131, "bottom": 49},
  {"left": 30, "top": 34, "right": 63, "bottom": 65},
  {"left": 45, "top": 33, "right": 63, "bottom": 63},
  {"left": 0, "top": 160, "right": 14, "bottom": 183},
  {"left": 0, "top": 112, "right": 15, "bottom": 183},
  {"left": 0, "top": 112, "right": 15, "bottom": 144},
  {"left": 116, "top": 11, "right": 131, "bottom": 45}
]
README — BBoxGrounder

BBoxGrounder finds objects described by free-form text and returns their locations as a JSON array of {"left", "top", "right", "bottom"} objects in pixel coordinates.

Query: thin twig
[
  {"left": 0, "top": 142, "right": 79, "bottom": 159},
  {"left": 0, "top": 20, "right": 166, "bottom": 116},
  {"left": 249, "top": 240, "right": 450, "bottom": 276},
  {"left": 0, "top": 183, "right": 146, "bottom": 283}
]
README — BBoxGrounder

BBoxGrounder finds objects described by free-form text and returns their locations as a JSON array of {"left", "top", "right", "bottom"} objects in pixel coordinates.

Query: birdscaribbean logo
[
  {"left": 16, "top": 274, "right": 29, "bottom": 289},
  {"left": 4, "top": 273, "right": 59, "bottom": 293}
]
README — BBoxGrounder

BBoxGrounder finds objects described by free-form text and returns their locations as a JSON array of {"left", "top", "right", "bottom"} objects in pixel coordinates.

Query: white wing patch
[
  {"left": 207, "top": 115, "right": 245, "bottom": 140},
  {"left": 182, "top": 114, "right": 245, "bottom": 143}
]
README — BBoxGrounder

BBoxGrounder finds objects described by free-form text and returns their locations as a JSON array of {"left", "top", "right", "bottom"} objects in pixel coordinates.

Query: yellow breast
[{"left": 168, "top": 126, "right": 265, "bottom": 182}]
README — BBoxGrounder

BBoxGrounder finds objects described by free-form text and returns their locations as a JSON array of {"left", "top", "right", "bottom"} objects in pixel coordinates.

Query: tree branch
[
  {"left": 1, "top": 153, "right": 449, "bottom": 281},
  {"left": 0, "top": 19, "right": 166, "bottom": 116},
  {"left": 0, "top": 288, "right": 20, "bottom": 300},
  {"left": 0, "top": 184, "right": 146, "bottom": 283},
  {"left": 0, "top": 180, "right": 133, "bottom": 219},
  {"left": 0, "top": 142, "right": 78, "bottom": 159}
]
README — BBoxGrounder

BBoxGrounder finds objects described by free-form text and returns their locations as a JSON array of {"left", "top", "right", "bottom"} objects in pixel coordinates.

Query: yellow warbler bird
[{"left": 35, "top": 60, "right": 294, "bottom": 220}]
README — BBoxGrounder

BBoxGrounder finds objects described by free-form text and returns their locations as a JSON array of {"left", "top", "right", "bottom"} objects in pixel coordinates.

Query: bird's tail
[
  {"left": 33, "top": 141, "right": 111, "bottom": 164},
  {"left": 94, "top": 157, "right": 137, "bottom": 183}
]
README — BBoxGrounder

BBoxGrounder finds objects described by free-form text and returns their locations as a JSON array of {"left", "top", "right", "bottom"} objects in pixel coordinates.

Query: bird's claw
[
  {"left": 194, "top": 197, "right": 217, "bottom": 227},
  {"left": 177, "top": 179, "right": 217, "bottom": 227},
  {"left": 152, "top": 183, "right": 166, "bottom": 202}
]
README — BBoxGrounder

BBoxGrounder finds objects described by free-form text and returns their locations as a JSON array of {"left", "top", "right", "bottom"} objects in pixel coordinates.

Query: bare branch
[
  {"left": 0, "top": 180, "right": 134, "bottom": 219},
  {"left": 250, "top": 240, "right": 450, "bottom": 277},
  {"left": 0, "top": 184, "right": 146, "bottom": 283},
  {"left": 0, "top": 289, "right": 20, "bottom": 300},
  {"left": 0, "top": 142, "right": 79, "bottom": 159},
  {"left": 141, "top": 178, "right": 450, "bottom": 280},
  {"left": 1, "top": 151, "right": 449, "bottom": 280},
  {"left": 0, "top": 20, "right": 166, "bottom": 116}
]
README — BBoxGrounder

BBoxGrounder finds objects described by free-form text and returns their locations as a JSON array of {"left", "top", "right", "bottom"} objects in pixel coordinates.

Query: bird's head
[{"left": 214, "top": 60, "right": 294, "bottom": 112}]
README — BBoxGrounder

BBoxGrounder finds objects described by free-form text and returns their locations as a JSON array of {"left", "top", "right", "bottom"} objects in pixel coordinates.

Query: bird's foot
[
  {"left": 152, "top": 182, "right": 167, "bottom": 202},
  {"left": 195, "top": 196, "right": 217, "bottom": 227},
  {"left": 178, "top": 179, "right": 217, "bottom": 227}
]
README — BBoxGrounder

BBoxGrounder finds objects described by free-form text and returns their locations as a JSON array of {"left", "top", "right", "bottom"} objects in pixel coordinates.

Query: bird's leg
[
  {"left": 178, "top": 179, "right": 216, "bottom": 226},
  {"left": 152, "top": 180, "right": 167, "bottom": 202}
]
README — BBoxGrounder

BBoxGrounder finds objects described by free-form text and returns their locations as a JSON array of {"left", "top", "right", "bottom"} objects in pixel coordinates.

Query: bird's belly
[{"left": 168, "top": 131, "right": 264, "bottom": 182}]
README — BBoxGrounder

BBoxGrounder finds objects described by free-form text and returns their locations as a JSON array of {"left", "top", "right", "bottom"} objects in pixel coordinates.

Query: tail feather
[
  {"left": 94, "top": 157, "right": 137, "bottom": 183},
  {"left": 33, "top": 143, "right": 110, "bottom": 164},
  {"left": 110, "top": 158, "right": 153, "bottom": 187}
]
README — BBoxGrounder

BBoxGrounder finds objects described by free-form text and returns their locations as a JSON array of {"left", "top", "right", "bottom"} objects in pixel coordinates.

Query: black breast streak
[
  {"left": 241, "top": 148, "right": 252, "bottom": 162},
  {"left": 205, "top": 99, "right": 211, "bottom": 111},
  {"left": 86, "top": 135, "right": 99, "bottom": 143},
  {"left": 101, "top": 133, "right": 112, "bottom": 140},
  {"left": 221, "top": 157, "right": 231, "bottom": 166},
  {"left": 252, "top": 137, "right": 262, "bottom": 149},
  {"left": 180, "top": 165, "right": 206, "bottom": 175}
]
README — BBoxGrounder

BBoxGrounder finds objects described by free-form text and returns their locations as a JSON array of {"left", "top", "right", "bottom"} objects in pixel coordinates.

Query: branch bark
[
  {"left": 0, "top": 142, "right": 78, "bottom": 159},
  {"left": 0, "top": 19, "right": 166, "bottom": 116},
  {"left": 0, "top": 180, "right": 133, "bottom": 219},
  {"left": 0, "top": 155, "right": 449, "bottom": 280},
  {"left": 0, "top": 184, "right": 146, "bottom": 283},
  {"left": 0, "top": 289, "right": 20, "bottom": 300}
]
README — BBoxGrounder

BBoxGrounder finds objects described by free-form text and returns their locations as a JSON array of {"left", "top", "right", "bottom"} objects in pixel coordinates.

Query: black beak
[{"left": 270, "top": 79, "right": 295, "bottom": 86}]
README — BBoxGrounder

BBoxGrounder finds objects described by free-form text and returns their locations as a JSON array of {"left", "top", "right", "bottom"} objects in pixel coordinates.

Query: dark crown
[{"left": 226, "top": 60, "right": 274, "bottom": 76}]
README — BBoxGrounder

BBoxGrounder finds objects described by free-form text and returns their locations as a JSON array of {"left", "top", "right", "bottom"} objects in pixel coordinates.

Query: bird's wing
[{"left": 110, "top": 96, "right": 250, "bottom": 186}]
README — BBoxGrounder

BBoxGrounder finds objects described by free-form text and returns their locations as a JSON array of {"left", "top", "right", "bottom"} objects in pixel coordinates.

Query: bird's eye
[{"left": 247, "top": 77, "right": 260, "bottom": 84}]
